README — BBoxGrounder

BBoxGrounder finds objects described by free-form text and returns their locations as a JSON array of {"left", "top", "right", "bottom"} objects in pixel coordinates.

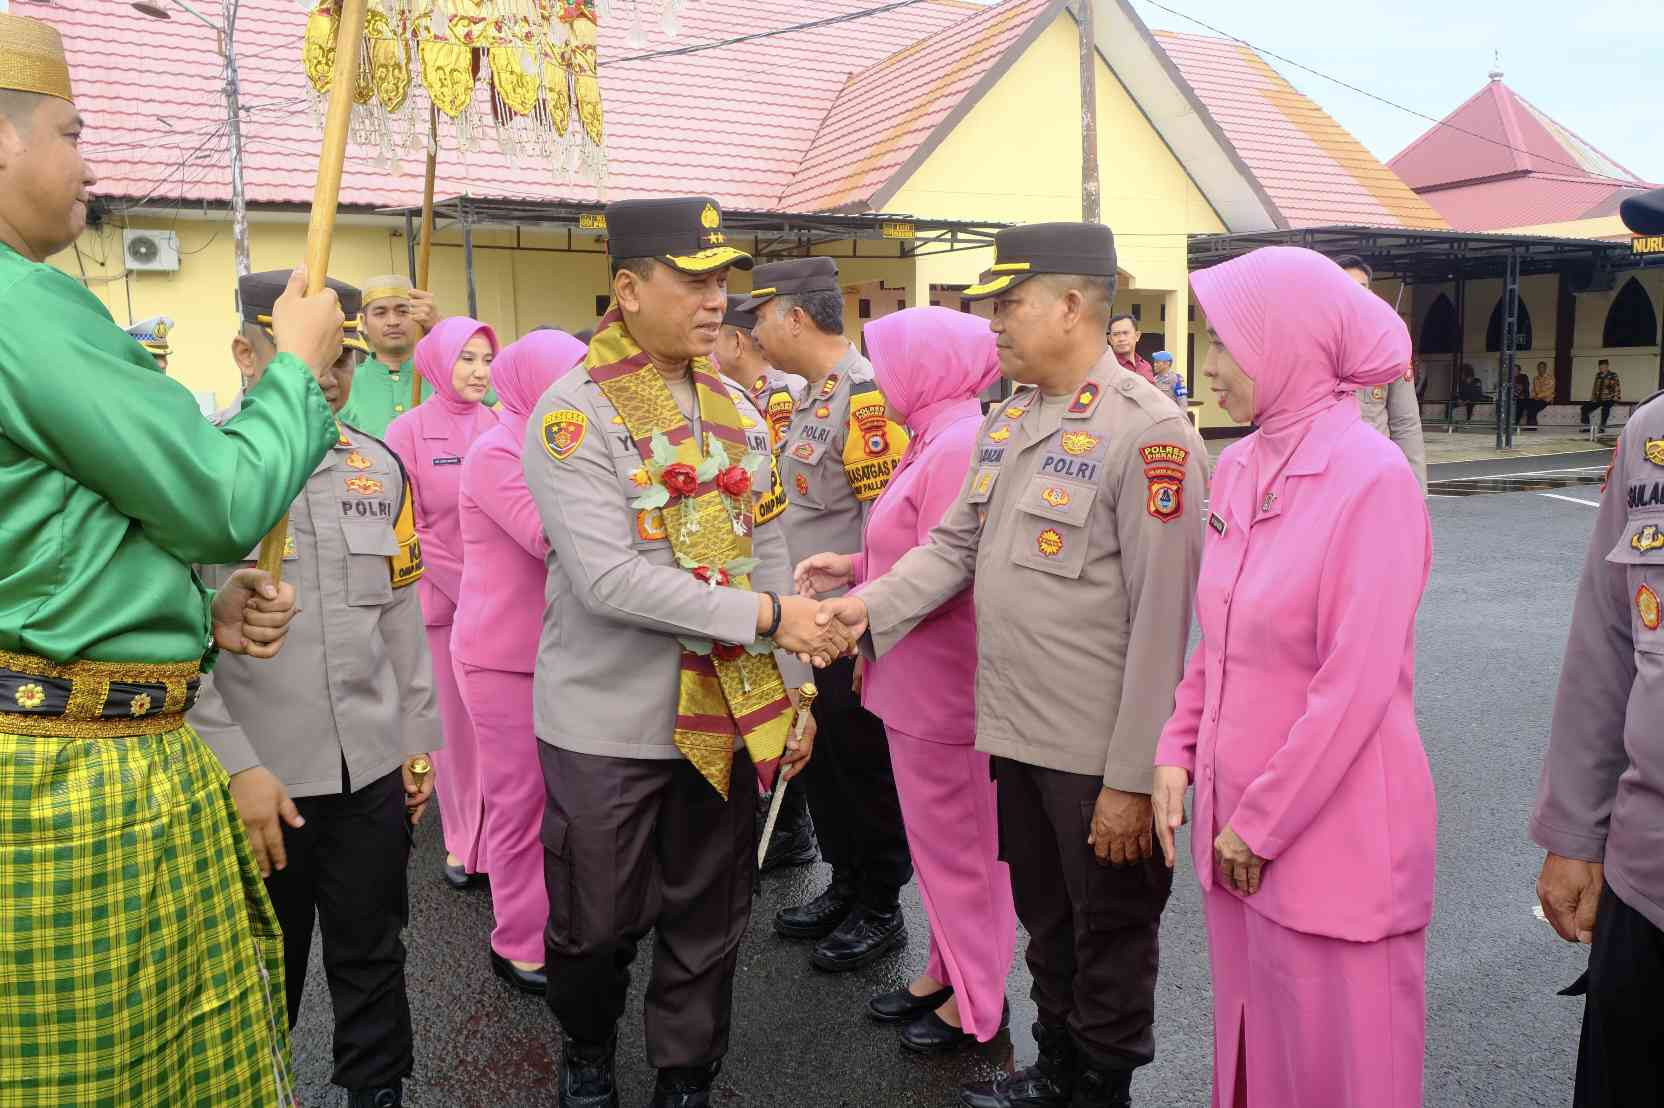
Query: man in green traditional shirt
[
  {"left": 343, "top": 273, "right": 497, "bottom": 433},
  {"left": 0, "top": 13, "right": 351, "bottom": 1105}
]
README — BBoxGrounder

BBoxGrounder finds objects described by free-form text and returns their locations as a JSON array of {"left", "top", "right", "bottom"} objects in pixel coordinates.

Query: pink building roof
[
  {"left": 1388, "top": 75, "right": 1652, "bottom": 230},
  {"left": 1153, "top": 31, "right": 1446, "bottom": 231}
]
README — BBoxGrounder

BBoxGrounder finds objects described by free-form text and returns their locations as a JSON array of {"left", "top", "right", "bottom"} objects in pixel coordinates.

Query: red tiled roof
[
  {"left": 779, "top": 0, "right": 1060, "bottom": 212},
  {"left": 1153, "top": 31, "right": 1446, "bottom": 231},
  {"left": 34, "top": 0, "right": 975, "bottom": 211},
  {"left": 1387, "top": 76, "right": 1651, "bottom": 231}
]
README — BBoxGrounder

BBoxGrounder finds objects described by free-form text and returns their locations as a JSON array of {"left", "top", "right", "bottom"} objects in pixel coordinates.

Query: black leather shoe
[
  {"left": 810, "top": 906, "right": 905, "bottom": 972},
  {"left": 868, "top": 984, "right": 953, "bottom": 1023},
  {"left": 443, "top": 858, "right": 479, "bottom": 889},
  {"left": 960, "top": 1021, "right": 1076, "bottom": 1108},
  {"left": 347, "top": 1087, "right": 401, "bottom": 1108},
  {"left": 900, "top": 999, "right": 1009, "bottom": 1054},
  {"left": 490, "top": 949, "right": 547, "bottom": 996},
  {"left": 1070, "top": 1063, "right": 1132, "bottom": 1108},
  {"left": 560, "top": 1033, "right": 620, "bottom": 1108},
  {"left": 774, "top": 883, "right": 854, "bottom": 940},
  {"left": 649, "top": 1060, "right": 719, "bottom": 1107}
]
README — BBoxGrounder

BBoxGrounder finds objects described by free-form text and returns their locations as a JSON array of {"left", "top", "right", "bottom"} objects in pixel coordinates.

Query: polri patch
[{"left": 542, "top": 408, "right": 588, "bottom": 462}]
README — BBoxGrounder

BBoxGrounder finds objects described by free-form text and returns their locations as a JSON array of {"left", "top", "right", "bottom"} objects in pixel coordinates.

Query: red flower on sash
[
  {"left": 691, "top": 565, "right": 732, "bottom": 587},
  {"left": 661, "top": 463, "right": 700, "bottom": 497},
  {"left": 716, "top": 465, "right": 751, "bottom": 498},
  {"left": 712, "top": 642, "right": 746, "bottom": 661}
]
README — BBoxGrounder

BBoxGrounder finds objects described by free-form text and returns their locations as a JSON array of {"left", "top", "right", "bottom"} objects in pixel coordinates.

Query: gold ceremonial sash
[{"left": 587, "top": 308, "right": 792, "bottom": 797}]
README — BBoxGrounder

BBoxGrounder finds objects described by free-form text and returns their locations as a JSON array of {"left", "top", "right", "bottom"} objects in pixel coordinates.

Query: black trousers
[
  {"left": 265, "top": 768, "right": 412, "bottom": 1090},
  {"left": 994, "top": 757, "right": 1172, "bottom": 1071},
  {"left": 1573, "top": 882, "right": 1664, "bottom": 1107},
  {"left": 1516, "top": 397, "right": 1548, "bottom": 426},
  {"left": 797, "top": 656, "right": 911, "bottom": 909},
  {"left": 541, "top": 745, "right": 756, "bottom": 1069},
  {"left": 1581, "top": 401, "right": 1616, "bottom": 429}
]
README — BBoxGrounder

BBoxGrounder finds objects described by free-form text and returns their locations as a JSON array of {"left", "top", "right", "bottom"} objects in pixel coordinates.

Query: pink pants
[
  {"left": 1203, "top": 884, "right": 1426, "bottom": 1108},
  {"left": 455, "top": 663, "right": 548, "bottom": 965},
  {"left": 427, "top": 624, "right": 484, "bottom": 873},
  {"left": 887, "top": 728, "right": 1016, "bottom": 1042}
]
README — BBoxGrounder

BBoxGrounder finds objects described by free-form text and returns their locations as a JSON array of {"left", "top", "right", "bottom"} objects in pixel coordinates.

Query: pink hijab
[
  {"left": 1190, "top": 246, "right": 1409, "bottom": 495},
  {"left": 864, "top": 307, "right": 1001, "bottom": 435},
  {"left": 414, "top": 316, "right": 499, "bottom": 419},
  {"left": 493, "top": 328, "right": 587, "bottom": 442}
]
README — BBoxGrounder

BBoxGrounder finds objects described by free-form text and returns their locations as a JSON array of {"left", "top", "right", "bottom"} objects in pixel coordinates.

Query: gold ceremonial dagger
[{"left": 757, "top": 683, "right": 817, "bottom": 869}]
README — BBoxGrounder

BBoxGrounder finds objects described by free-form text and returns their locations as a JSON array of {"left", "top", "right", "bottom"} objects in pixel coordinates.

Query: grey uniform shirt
[
  {"left": 778, "top": 345, "right": 908, "bottom": 595},
  {"left": 524, "top": 366, "right": 804, "bottom": 761},
  {"left": 1357, "top": 376, "right": 1427, "bottom": 492},
  {"left": 1532, "top": 391, "right": 1664, "bottom": 929},
  {"left": 192, "top": 419, "right": 442, "bottom": 797},
  {"left": 857, "top": 352, "right": 1207, "bottom": 793}
]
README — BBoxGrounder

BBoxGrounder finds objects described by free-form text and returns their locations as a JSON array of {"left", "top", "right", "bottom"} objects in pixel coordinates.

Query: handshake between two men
[{"left": 754, "top": 552, "right": 874, "bottom": 668}]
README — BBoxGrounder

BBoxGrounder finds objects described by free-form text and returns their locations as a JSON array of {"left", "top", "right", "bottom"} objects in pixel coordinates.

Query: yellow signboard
[
  {"left": 579, "top": 212, "right": 608, "bottom": 231},
  {"left": 880, "top": 221, "right": 916, "bottom": 241},
  {"left": 1632, "top": 235, "right": 1664, "bottom": 255}
]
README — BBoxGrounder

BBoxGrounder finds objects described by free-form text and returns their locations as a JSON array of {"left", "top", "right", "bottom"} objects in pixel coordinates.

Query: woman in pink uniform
[
  {"left": 1151, "top": 246, "right": 1435, "bottom": 1108},
  {"left": 385, "top": 316, "right": 499, "bottom": 889},
  {"left": 452, "top": 328, "right": 585, "bottom": 995},
  {"left": 795, "top": 306, "right": 1015, "bottom": 1053}
]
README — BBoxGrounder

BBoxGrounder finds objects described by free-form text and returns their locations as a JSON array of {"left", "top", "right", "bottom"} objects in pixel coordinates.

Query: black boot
[
  {"left": 1070, "top": 1063, "right": 1132, "bottom": 1108},
  {"left": 759, "top": 785, "right": 818, "bottom": 870},
  {"left": 959, "top": 1021, "right": 1077, "bottom": 1108},
  {"left": 650, "top": 1060, "right": 719, "bottom": 1108},
  {"left": 346, "top": 1086, "right": 402, "bottom": 1108},
  {"left": 774, "top": 876, "right": 855, "bottom": 940},
  {"left": 810, "top": 906, "right": 906, "bottom": 971},
  {"left": 560, "top": 1032, "right": 620, "bottom": 1108}
]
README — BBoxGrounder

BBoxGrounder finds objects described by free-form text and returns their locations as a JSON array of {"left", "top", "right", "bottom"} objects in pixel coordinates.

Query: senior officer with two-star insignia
[
  {"left": 1532, "top": 185, "right": 1664, "bottom": 1108},
  {"left": 814, "top": 223, "right": 1207, "bottom": 1108},
  {"left": 192, "top": 270, "right": 439, "bottom": 1108},
  {"left": 522, "top": 197, "right": 853, "bottom": 1108},
  {"left": 740, "top": 256, "right": 915, "bottom": 971}
]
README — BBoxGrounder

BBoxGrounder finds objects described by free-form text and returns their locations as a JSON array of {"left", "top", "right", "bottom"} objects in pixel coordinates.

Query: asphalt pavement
[{"left": 289, "top": 458, "right": 1606, "bottom": 1107}]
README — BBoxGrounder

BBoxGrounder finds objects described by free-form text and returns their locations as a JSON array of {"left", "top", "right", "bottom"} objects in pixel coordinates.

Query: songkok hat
[
  {"left": 736, "top": 257, "right": 839, "bottom": 313},
  {"left": 0, "top": 13, "right": 73, "bottom": 102},
  {"left": 723, "top": 293, "right": 757, "bottom": 331},
  {"left": 238, "top": 270, "right": 368, "bottom": 353},
  {"left": 1621, "top": 188, "right": 1664, "bottom": 236},
  {"left": 126, "top": 316, "right": 173, "bottom": 356},
  {"left": 362, "top": 273, "right": 415, "bottom": 306},
  {"left": 962, "top": 222, "right": 1118, "bottom": 301},
  {"left": 602, "top": 197, "right": 753, "bottom": 275}
]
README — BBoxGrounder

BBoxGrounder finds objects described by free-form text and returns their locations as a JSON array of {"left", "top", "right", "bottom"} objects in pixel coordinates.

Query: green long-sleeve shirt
[{"left": 0, "top": 243, "right": 338, "bottom": 664}]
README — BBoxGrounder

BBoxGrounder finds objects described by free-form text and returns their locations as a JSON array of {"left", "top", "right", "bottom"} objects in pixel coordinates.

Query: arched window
[
  {"left": 1419, "top": 293, "right": 1458, "bottom": 354},
  {"left": 1486, "top": 295, "right": 1533, "bottom": 352},
  {"left": 1603, "top": 278, "right": 1659, "bottom": 348}
]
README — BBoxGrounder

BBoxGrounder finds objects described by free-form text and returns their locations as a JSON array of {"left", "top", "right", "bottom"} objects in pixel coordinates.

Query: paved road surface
[{"left": 289, "top": 459, "right": 1604, "bottom": 1106}]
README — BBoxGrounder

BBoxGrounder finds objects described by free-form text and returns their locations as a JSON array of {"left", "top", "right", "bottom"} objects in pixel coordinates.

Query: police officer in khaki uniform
[
  {"left": 125, "top": 314, "right": 173, "bottom": 372},
  {"left": 523, "top": 197, "right": 852, "bottom": 1108},
  {"left": 191, "top": 271, "right": 440, "bottom": 1108},
  {"left": 717, "top": 293, "right": 819, "bottom": 870},
  {"left": 814, "top": 224, "right": 1206, "bottom": 1108},
  {"left": 1335, "top": 255, "right": 1427, "bottom": 491},
  {"left": 1533, "top": 184, "right": 1664, "bottom": 1108},
  {"left": 740, "top": 257, "right": 915, "bottom": 970}
]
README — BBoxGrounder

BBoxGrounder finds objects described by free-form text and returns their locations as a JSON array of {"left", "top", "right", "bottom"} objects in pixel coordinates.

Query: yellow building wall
[{"left": 884, "top": 12, "right": 1229, "bottom": 425}]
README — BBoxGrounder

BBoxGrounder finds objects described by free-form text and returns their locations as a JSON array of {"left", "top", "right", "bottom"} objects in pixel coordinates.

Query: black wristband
[{"left": 762, "top": 590, "right": 783, "bottom": 639}]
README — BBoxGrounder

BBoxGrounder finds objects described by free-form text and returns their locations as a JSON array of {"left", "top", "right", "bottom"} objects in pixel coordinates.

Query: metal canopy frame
[{"left": 1190, "top": 225, "right": 1664, "bottom": 448}]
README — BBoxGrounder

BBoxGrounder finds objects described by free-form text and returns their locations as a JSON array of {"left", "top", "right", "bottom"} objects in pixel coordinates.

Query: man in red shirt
[{"left": 1108, "top": 314, "right": 1155, "bottom": 383}]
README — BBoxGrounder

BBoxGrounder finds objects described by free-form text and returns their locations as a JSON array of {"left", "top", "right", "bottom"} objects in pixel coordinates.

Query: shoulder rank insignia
[
  {"left": 1067, "top": 382, "right": 1100, "bottom": 414},
  {"left": 1639, "top": 583, "right": 1662, "bottom": 631},
  {"left": 542, "top": 408, "right": 588, "bottom": 462},
  {"left": 989, "top": 426, "right": 1011, "bottom": 443},
  {"left": 1645, "top": 439, "right": 1664, "bottom": 467},
  {"left": 819, "top": 373, "right": 840, "bottom": 399}
]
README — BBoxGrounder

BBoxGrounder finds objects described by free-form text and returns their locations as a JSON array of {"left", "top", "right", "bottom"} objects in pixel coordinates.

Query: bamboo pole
[
  {"left": 412, "top": 109, "right": 437, "bottom": 411},
  {"left": 255, "top": 0, "right": 369, "bottom": 582}
]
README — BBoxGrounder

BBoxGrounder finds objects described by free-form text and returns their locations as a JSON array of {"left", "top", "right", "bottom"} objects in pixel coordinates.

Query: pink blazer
[
  {"left": 385, "top": 402, "right": 496, "bottom": 627},
  {"left": 451, "top": 423, "right": 548, "bottom": 673},
  {"left": 1155, "top": 402, "right": 1435, "bottom": 941},
  {"left": 851, "top": 399, "right": 982, "bottom": 743}
]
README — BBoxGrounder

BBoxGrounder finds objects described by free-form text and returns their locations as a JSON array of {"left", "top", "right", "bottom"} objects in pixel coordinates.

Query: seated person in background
[
  {"left": 1457, "top": 364, "right": 1486, "bottom": 421},
  {"left": 1580, "top": 359, "right": 1622, "bottom": 434},
  {"left": 1515, "top": 364, "right": 1548, "bottom": 430}
]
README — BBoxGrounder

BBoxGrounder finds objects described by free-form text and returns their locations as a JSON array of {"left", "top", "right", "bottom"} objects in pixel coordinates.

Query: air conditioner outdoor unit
[{"left": 123, "top": 229, "right": 181, "bottom": 273}]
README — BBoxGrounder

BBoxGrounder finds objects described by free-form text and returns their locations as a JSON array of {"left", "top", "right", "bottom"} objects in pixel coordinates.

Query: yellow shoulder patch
[
  {"left": 388, "top": 484, "right": 424, "bottom": 588},
  {"left": 542, "top": 408, "right": 588, "bottom": 462},
  {"left": 754, "top": 452, "right": 788, "bottom": 525},
  {"left": 843, "top": 383, "right": 909, "bottom": 502},
  {"left": 765, "top": 388, "right": 796, "bottom": 453}
]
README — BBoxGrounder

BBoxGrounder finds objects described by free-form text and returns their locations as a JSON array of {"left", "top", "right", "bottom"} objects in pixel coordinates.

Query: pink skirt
[
  {"left": 428, "top": 625, "right": 485, "bottom": 873},
  {"left": 887, "top": 727, "right": 1015, "bottom": 1042},
  {"left": 1203, "top": 884, "right": 1425, "bottom": 1108}
]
